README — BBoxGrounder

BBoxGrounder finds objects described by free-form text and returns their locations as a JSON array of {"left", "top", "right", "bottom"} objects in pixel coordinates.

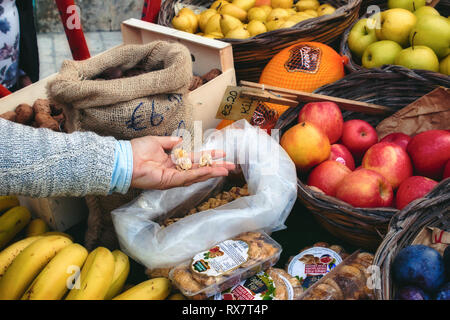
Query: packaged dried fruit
[{"left": 169, "top": 231, "right": 282, "bottom": 300}]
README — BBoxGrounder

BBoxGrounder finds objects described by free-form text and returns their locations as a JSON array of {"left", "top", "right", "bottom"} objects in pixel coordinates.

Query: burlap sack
[{"left": 47, "top": 41, "right": 194, "bottom": 250}]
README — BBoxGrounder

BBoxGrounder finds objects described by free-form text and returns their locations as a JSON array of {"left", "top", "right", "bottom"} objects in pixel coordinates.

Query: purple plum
[
  {"left": 436, "top": 282, "right": 450, "bottom": 300},
  {"left": 392, "top": 245, "right": 445, "bottom": 292}
]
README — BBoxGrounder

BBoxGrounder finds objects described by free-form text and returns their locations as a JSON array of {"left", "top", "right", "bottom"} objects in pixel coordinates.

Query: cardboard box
[{"left": 0, "top": 19, "right": 236, "bottom": 231}]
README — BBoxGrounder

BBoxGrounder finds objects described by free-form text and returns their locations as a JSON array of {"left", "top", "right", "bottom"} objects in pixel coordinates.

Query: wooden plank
[{"left": 240, "top": 81, "right": 395, "bottom": 116}]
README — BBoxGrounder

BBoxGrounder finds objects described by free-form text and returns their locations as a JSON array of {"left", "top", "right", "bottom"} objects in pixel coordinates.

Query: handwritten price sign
[{"left": 216, "top": 86, "right": 259, "bottom": 121}]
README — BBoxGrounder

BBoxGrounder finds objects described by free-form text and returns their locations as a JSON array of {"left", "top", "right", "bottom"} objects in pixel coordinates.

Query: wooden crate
[{"left": 0, "top": 18, "right": 236, "bottom": 231}]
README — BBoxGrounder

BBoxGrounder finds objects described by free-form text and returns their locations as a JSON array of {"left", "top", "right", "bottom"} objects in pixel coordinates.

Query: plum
[
  {"left": 392, "top": 245, "right": 445, "bottom": 292},
  {"left": 396, "top": 286, "right": 430, "bottom": 300},
  {"left": 444, "top": 246, "right": 450, "bottom": 279},
  {"left": 436, "top": 282, "right": 450, "bottom": 300}
]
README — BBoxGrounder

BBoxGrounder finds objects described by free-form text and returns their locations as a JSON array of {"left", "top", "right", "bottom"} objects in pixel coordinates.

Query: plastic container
[{"left": 169, "top": 231, "right": 282, "bottom": 300}]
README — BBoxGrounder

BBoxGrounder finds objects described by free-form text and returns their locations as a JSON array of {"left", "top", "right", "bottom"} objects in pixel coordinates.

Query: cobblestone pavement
[{"left": 37, "top": 31, "right": 123, "bottom": 79}]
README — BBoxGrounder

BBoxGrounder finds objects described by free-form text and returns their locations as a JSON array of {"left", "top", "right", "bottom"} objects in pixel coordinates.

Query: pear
[
  {"left": 219, "top": 3, "right": 248, "bottom": 21},
  {"left": 220, "top": 14, "right": 244, "bottom": 35},
  {"left": 287, "top": 13, "right": 312, "bottom": 23},
  {"left": 178, "top": 8, "right": 199, "bottom": 32},
  {"left": 280, "top": 19, "right": 299, "bottom": 28},
  {"left": 203, "top": 32, "right": 224, "bottom": 39},
  {"left": 287, "top": 8, "right": 297, "bottom": 15},
  {"left": 265, "top": 18, "right": 286, "bottom": 31},
  {"left": 232, "top": 0, "right": 256, "bottom": 11},
  {"left": 196, "top": 32, "right": 204, "bottom": 36},
  {"left": 225, "top": 26, "right": 251, "bottom": 39},
  {"left": 317, "top": 4, "right": 336, "bottom": 16},
  {"left": 295, "top": 0, "right": 320, "bottom": 11},
  {"left": 248, "top": 7, "right": 269, "bottom": 21},
  {"left": 204, "top": 13, "right": 223, "bottom": 34},
  {"left": 271, "top": 0, "right": 294, "bottom": 9},
  {"left": 247, "top": 20, "right": 267, "bottom": 36},
  {"left": 258, "top": 5, "right": 273, "bottom": 16},
  {"left": 304, "top": 9, "right": 318, "bottom": 17},
  {"left": 199, "top": 9, "right": 217, "bottom": 32},
  {"left": 172, "top": 14, "right": 195, "bottom": 33},
  {"left": 267, "top": 8, "right": 290, "bottom": 21},
  {"left": 210, "top": 0, "right": 230, "bottom": 10}
]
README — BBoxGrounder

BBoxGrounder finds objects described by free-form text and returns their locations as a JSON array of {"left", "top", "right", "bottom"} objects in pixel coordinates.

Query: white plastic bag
[{"left": 111, "top": 120, "right": 297, "bottom": 269}]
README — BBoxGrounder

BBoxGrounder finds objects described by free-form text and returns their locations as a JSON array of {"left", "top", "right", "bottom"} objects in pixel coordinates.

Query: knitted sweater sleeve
[{"left": 0, "top": 118, "right": 117, "bottom": 198}]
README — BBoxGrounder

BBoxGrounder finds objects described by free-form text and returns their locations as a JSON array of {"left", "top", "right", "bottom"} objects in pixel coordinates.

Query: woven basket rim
[
  {"left": 158, "top": 0, "right": 362, "bottom": 45},
  {"left": 372, "top": 178, "right": 450, "bottom": 300}
]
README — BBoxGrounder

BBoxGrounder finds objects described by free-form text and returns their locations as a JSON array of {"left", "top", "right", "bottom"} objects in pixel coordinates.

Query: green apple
[
  {"left": 394, "top": 45, "right": 439, "bottom": 71},
  {"left": 362, "top": 40, "right": 403, "bottom": 68},
  {"left": 413, "top": 6, "right": 440, "bottom": 21},
  {"left": 376, "top": 9, "right": 417, "bottom": 47},
  {"left": 409, "top": 15, "right": 450, "bottom": 59},
  {"left": 388, "top": 0, "right": 426, "bottom": 12},
  {"left": 440, "top": 55, "right": 450, "bottom": 75},
  {"left": 348, "top": 19, "right": 378, "bottom": 58}
]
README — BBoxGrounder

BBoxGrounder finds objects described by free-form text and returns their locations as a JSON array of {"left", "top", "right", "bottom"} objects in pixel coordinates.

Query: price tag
[{"left": 215, "top": 86, "right": 259, "bottom": 121}]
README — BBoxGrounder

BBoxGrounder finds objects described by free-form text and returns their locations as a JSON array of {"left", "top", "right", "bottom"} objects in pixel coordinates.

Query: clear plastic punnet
[{"left": 111, "top": 120, "right": 297, "bottom": 270}]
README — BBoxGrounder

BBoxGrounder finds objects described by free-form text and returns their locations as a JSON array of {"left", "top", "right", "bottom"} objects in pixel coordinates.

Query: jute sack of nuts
[{"left": 47, "top": 41, "right": 194, "bottom": 250}]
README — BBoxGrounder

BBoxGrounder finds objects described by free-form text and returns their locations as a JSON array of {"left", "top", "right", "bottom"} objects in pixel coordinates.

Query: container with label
[{"left": 169, "top": 231, "right": 282, "bottom": 299}]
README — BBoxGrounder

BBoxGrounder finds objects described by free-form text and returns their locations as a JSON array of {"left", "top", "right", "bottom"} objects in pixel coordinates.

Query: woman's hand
[{"left": 130, "top": 136, "right": 235, "bottom": 190}]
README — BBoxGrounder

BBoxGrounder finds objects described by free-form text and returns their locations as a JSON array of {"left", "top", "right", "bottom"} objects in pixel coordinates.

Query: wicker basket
[
  {"left": 372, "top": 178, "right": 450, "bottom": 300},
  {"left": 274, "top": 65, "right": 450, "bottom": 251},
  {"left": 158, "top": 0, "right": 362, "bottom": 82},
  {"left": 341, "top": 1, "right": 450, "bottom": 72}
]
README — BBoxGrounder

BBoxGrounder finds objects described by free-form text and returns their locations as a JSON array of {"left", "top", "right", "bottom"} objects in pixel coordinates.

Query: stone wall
[{"left": 35, "top": 0, "right": 143, "bottom": 33}]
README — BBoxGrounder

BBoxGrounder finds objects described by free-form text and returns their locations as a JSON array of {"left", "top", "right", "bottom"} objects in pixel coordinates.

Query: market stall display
[
  {"left": 275, "top": 65, "right": 450, "bottom": 250},
  {"left": 158, "top": 0, "right": 363, "bottom": 82}
]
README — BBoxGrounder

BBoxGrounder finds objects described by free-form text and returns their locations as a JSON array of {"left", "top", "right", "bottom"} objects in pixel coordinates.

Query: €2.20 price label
[{"left": 216, "top": 86, "right": 259, "bottom": 122}]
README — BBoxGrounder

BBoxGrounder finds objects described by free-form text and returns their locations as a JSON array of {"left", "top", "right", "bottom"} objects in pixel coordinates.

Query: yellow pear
[
  {"left": 220, "top": 14, "right": 243, "bottom": 35},
  {"left": 258, "top": 5, "right": 273, "bottom": 16},
  {"left": 287, "top": 13, "right": 312, "bottom": 23},
  {"left": 317, "top": 4, "right": 336, "bottom": 16},
  {"left": 178, "top": 8, "right": 199, "bottom": 32},
  {"left": 232, "top": 0, "right": 256, "bottom": 11},
  {"left": 265, "top": 18, "right": 286, "bottom": 31},
  {"left": 196, "top": 32, "right": 204, "bottom": 36},
  {"left": 295, "top": 0, "right": 320, "bottom": 11},
  {"left": 280, "top": 19, "right": 299, "bottom": 28},
  {"left": 267, "top": 8, "right": 290, "bottom": 21},
  {"left": 304, "top": 9, "right": 318, "bottom": 17},
  {"left": 219, "top": 3, "right": 248, "bottom": 21},
  {"left": 248, "top": 7, "right": 269, "bottom": 21},
  {"left": 172, "top": 14, "right": 195, "bottom": 33},
  {"left": 204, "top": 13, "right": 223, "bottom": 34},
  {"left": 287, "top": 8, "right": 297, "bottom": 15},
  {"left": 203, "top": 32, "right": 224, "bottom": 39},
  {"left": 225, "top": 26, "right": 251, "bottom": 39},
  {"left": 271, "top": 0, "right": 294, "bottom": 9},
  {"left": 199, "top": 9, "right": 218, "bottom": 32},
  {"left": 247, "top": 19, "right": 267, "bottom": 36},
  {"left": 210, "top": 0, "right": 230, "bottom": 10}
]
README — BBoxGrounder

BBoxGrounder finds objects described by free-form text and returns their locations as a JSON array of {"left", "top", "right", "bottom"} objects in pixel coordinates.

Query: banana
[
  {"left": 65, "top": 247, "right": 115, "bottom": 300},
  {"left": 26, "top": 219, "right": 49, "bottom": 237},
  {"left": 21, "top": 243, "right": 88, "bottom": 300},
  {"left": 112, "top": 278, "right": 171, "bottom": 300},
  {"left": 0, "top": 236, "right": 42, "bottom": 279},
  {"left": 168, "top": 293, "right": 186, "bottom": 300},
  {"left": 0, "top": 206, "right": 31, "bottom": 249},
  {"left": 0, "top": 235, "right": 72, "bottom": 300},
  {"left": 104, "top": 250, "right": 130, "bottom": 300},
  {"left": 0, "top": 196, "right": 19, "bottom": 213},
  {"left": 42, "top": 232, "right": 74, "bottom": 242}
]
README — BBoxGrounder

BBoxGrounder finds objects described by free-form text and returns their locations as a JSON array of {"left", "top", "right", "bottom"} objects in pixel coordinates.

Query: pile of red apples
[{"left": 280, "top": 101, "right": 450, "bottom": 210}]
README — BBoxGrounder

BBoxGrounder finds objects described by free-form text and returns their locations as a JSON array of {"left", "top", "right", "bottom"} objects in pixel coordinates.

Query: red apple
[
  {"left": 395, "top": 176, "right": 438, "bottom": 210},
  {"left": 379, "top": 132, "right": 411, "bottom": 151},
  {"left": 406, "top": 130, "right": 450, "bottom": 180},
  {"left": 444, "top": 160, "right": 450, "bottom": 180},
  {"left": 298, "top": 102, "right": 343, "bottom": 144},
  {"left": 341, "top": 120, "right": 378, "bottom": 161},
  {"left": 329, "top": 144, "right": 355, "bottom": 170},
  {"left": 335, "top": 169, "right": 393, "bottom": 208},
  {"left": 362, "top": 142, "right": 413, "bottom": 189},
  {"left": 307, "top": 160, "right": 352, "bottom": 196}
]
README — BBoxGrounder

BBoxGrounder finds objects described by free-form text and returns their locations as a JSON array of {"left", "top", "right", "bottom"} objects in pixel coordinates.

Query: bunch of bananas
[{"left": 0, "top": 196, "right": 174, "bottom": 300}]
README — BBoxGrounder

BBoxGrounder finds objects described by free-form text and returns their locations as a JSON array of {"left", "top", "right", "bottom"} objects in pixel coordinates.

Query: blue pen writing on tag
[
  {"left": 125, "top": 102, "right": 147, "bottom": 131},
  {"left": 150, "top": 100, "right": 164, "bottom": 127},
  {"left": 168, "top": 93, "right": 183, "bottom": 104}
]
